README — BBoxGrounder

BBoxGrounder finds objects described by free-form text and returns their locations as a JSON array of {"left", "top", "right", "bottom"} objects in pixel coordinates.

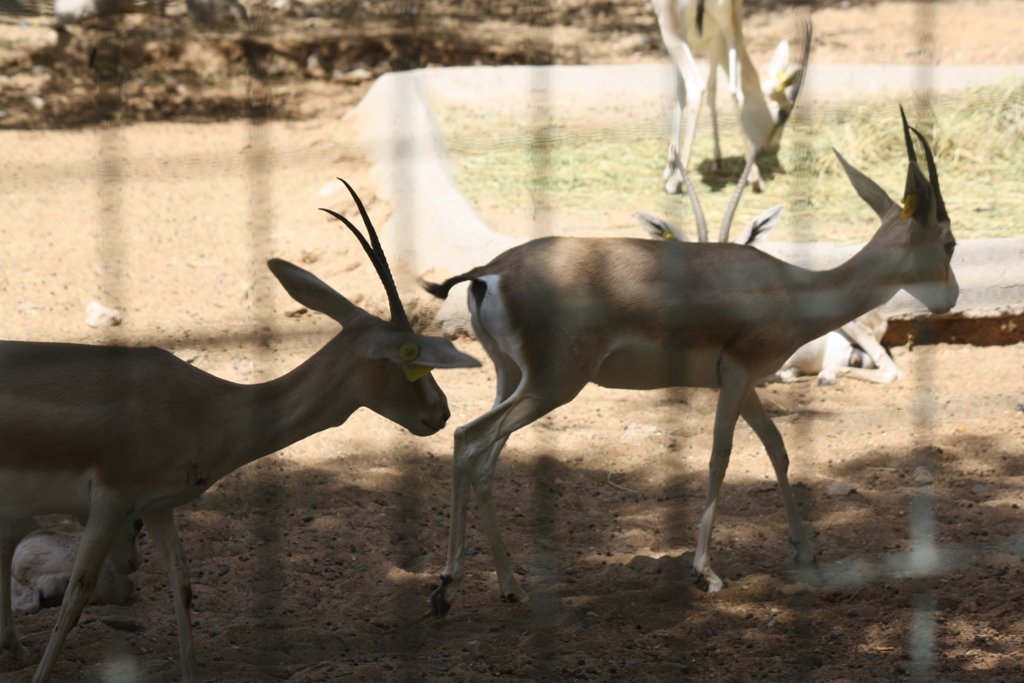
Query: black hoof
[
  {"left": 691, "top": 572, "right": 719, "bottom": 593},
  {"left": 430, "top": 575, "right": 453, "bottom": 617},
  {"left": 500, "top": 593, "right": 519, "bottom": 604},
  {"left": 817, "top": 377, "right": 836, "bottom": 386},
  {"left": 430, "top": 590, "right": 451, "bottom": 617}
]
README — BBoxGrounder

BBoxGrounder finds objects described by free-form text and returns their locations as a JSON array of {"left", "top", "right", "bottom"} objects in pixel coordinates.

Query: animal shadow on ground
[{"left": 4, "top": 432, "right": 1021, "bottom": 682}]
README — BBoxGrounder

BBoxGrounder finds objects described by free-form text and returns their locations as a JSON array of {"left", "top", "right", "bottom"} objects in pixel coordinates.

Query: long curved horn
[
  {"left": 674, "top": 148, "right": 708, "bottom": 242},
  {"left": 909, "top": 125, "right": 948, "bottom": 222},
  {"left": 320, "top": 181, "right": 411, "bottom": 329},
  {"left": 787, "top": 20, "right": 813, "bottom": 109},
  {"left": 719, "top": 147, "right": 757, "bottom": 243},
  {"left": 899, "top": 105, "right": 917, "bottom": 164}
]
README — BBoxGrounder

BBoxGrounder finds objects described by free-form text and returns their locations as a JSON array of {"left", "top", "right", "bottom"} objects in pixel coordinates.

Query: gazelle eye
[{"left": 944, "top": 242, "right": 956, "bottom": 258}]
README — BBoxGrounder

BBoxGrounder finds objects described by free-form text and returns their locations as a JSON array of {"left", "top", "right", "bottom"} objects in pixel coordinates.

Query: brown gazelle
[
  {"left": 652, "top": 0, "right": 812, "bottom": 192},
  {"left": 423, "top": 109, "right": 956, "bottom": 614},
  {"left": 636, "top": 185, "right": 903, "bottom": 386},
  {"left": 0, "top": 180, "right": 479, "bottom": 683}
]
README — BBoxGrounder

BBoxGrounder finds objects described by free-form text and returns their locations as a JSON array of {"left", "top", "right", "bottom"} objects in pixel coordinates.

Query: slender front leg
[
  {"left": 661, "top": 39, "right": 706, "bottom": 194},
  {"left": 838, "top": 320, "right": 905, "bottom": 383},
  {"left": 432, "top": 423, "right": 476, "bottom": 617},
  {"left": 740, "top": 391, "right": 816, "bottom": 571},
  {"left": 707, "top": 62, "right": 722, "bottom": 173},
  {"left": 31, "top": 496, "right": 125, "bottom": 683},
  {"left": 693, "top": 362, "right": 752, "bottom": 592},
  {"left": 1, "top": 518, "right": 37, "bottom": 662},
  {"left": 142, "top": 508, "right": 198, "bottom": 683}
]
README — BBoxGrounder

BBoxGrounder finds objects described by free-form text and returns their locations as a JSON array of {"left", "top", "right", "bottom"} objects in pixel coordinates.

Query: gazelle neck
[
  {"left": 802, "top": 228, "right": 908, "bottom": 338},
  {"left": 213, "top": 335, "right": 361, "bottom": 478}
]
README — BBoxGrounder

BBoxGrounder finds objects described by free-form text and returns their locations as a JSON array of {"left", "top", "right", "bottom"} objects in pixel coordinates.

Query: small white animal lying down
[
  {"left": 11, "top": 520, "right": 141, "bottom": 614},
  {"left": 635, "top": 210, "right": 904, "bottom": 386},
  {"left": 761, "top": 309, "right": 904, "bottom": 386}
]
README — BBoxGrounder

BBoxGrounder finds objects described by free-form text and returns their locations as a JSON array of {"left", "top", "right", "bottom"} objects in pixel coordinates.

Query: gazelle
[
  {"left": 10, "top": 519, "right": 141, "bottom": 615},
  {"left": 652, "top": 0, "right": 811, "bottom": 193},
  {"left": 422, "top": 109, "right": 956, "bottom": 613},
  {"left": 0, "top": 180, "right": 479, "bottom": 682},
  {"left": 635, "top": 205, "right": 903, "bottom": 386}
]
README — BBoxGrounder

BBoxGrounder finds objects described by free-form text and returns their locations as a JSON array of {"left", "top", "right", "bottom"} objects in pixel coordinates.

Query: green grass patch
[{"left": 435, "top": 79, "right": 1024, "bottom": 242}]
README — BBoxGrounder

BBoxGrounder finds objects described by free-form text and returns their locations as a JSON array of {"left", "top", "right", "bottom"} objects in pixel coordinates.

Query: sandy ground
[{"left": 2, "top": 1, "right": 1024, "bottom": 681}]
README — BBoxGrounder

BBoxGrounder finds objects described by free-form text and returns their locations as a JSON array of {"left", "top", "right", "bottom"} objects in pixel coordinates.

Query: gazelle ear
[
  {"left": 766, "top": 39, "right": 790, "bottom": 84},
  {"left": 368, "top": 331, "right": 481, "bottom": 368},
  {"left": 268, "top": 259, "right": 364, "bottom": 326},
  {"left": 901, "top": 161, "right": 936, "bottom": 225},
  {"left": 634, "top": 211, "right": 687, "bottom": 241},
  {"left": 734, "top": 204, "right": 784, "bottom": 246},
  {"left": 367, "top": 331, "right": 481, "bottom": 381},
  {"left": 834, "top": 149, "right": 897, "bottom": 219}
]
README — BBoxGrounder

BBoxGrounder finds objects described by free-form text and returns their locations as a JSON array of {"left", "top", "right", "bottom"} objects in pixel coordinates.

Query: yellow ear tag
[
  {"left": 901, "top": 193, "right": 918, "bottom": 220},
  {"left": 402, "top": 365, "right": 434, "bottom": 383},
  {"left": 399, "top": 342, "right": 420, "bottom": 362},
  {"left": 774, "top": 71, "right": 788, "bottom": 92},
  {"left": 398, "top": 342, "right": 431, "bottom": 382},
  {"left": 661, "top": 229, "right": 673, "bottom": 240}
]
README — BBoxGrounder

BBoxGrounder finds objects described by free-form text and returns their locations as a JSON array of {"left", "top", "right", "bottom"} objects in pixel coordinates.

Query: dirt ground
[{"left": 2, "top": 1, "right": 1024, "bottom": 681}]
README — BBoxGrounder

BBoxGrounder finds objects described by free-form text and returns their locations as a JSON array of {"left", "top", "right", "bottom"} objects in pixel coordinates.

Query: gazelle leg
[
  {"left": 471, "top": 436, "right": 521, "bottom": 601},
  {"left": 142, "top": 508, "right": 198, "bottom": 683},
  {"left": 740, "top": 391, "right": 816, "bottom": 569},
  {"left": 1, "top": 518, "right": 36, "bottom": 662},
  {"left": 692, "top": 362, "right": 753, "bottom": 592},
  {"left": 707, "top": 58, "right": 722, "bottom": 172},
  {"left": 707, "top": 35, "right": 728, "bottom": 173},
  {"left": 664, "top": 71, "right": 685, "bottom": 184},
  {"left": 661, "top": 40, "right": 706, "bottom": 194},
  {"left": 432, "top": 388, "right": 579, "bottom": 616},
  {"left": 31, "top": 495, "right": 126, "bottom": 683}
]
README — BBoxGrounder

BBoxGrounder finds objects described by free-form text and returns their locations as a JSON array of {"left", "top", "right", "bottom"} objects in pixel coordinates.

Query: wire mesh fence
[{"left": 1, "top": 0, "right": 1022, "bottom": 681}]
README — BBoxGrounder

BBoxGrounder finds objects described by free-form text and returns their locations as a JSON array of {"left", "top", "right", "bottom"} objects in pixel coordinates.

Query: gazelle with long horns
[
  {"left": 653, "top": 0, "right": 811, "bottom": 193},
  {"left": 0, "top": 181, "right": 479, "bottom": 683},
  {"left": 635, "top": 179, "right": 904, "bottom": 387},
  {"left": 423, "top": 109, "right": 956, "bottom": 613}
]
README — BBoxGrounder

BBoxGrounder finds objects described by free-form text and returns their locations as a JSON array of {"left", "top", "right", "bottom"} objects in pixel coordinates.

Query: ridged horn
[
  {"left": 674, "top": 147, "right": 708, "bottom": 243},
  {"left": 320, "top": 180, "right": 411, "bottom": 329},
  {"left": 719, "top": 147, "right": 757, "bottom": 243},
  {"left": 788, "top": 20, "right": 813, "bottom": 108},
  {"left": 899, "top": 105, "right": 917, "bottom": 164},
  {"left": 909, "top": 125, "right": 948, "bottom": 222}
]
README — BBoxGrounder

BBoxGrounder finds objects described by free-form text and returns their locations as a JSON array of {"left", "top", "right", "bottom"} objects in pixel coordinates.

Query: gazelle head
[
  {"left": 269, "top": 180, "right": 479, "bottom": 436},
  {"left": 835, "top": 108, "right": 958, "bottom": 315},
  {"left": 758, "top": 22, "right": 812, "bottom": 154}
]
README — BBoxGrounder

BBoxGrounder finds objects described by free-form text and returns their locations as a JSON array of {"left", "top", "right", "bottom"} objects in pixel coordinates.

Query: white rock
[
  {"left": 826, "top": 481, "right": 857, "bottom": 497},
  {"left": 623, "top": 422, "right": 661, "bottom": 440},
  {"left": 333, "top": 67, "right": 373, "bottom": 84},
  {"left": 85, "top": 301, "right": 122, "bottom": 328}
]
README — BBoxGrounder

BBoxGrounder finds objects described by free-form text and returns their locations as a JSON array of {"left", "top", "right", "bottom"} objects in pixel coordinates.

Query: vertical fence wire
[
  {"left": 522, "top": 0, "right": 561, "bottom": 674},
  {"left": 245, "top": 1, "right": 286, "bottom": 672},
  {"left": 784, "top": 5, "right": 817, "bottom": 680},
  {"left": 910, "top": 2, "right": 938, "bottom": 680}
]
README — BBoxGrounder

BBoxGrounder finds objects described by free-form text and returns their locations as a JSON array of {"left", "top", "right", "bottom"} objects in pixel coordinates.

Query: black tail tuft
[
  {"left": 421, "top": 275, "right": 467, "bottom": 300},
  {"left": 421, "top": 280, "right": 449, "bottom": 299}
]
